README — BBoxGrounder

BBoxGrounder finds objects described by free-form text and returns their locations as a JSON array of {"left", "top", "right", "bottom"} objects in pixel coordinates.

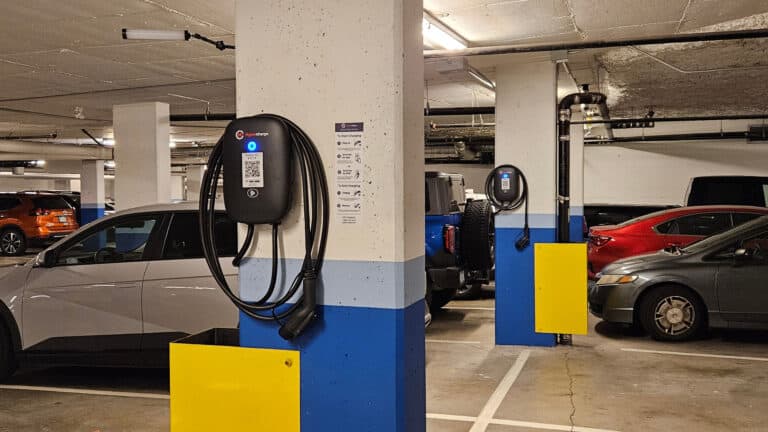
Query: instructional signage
[{"left": 334, "top": 122, "right": 364, "bottom": 224}]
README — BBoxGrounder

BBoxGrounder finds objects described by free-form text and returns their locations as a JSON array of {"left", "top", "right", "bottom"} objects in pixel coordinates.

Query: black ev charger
[
  {"left": 485, "top": 165, "right": 530, "bottom": 251},
  {"left": 199, "top": 114, "right": 329, "bottom": 340}
]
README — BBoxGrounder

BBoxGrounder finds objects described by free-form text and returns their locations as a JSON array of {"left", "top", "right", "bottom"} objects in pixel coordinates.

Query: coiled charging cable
[{"left": 485, "top": 165, "right": 530, "bottom": 250}]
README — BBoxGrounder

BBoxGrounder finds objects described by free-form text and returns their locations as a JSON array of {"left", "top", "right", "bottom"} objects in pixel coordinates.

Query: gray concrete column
[
  {"left": 112, "top": 102, "right": 170, "bottom": 210},
  {"left": 80, "top": 160, "right": 105, "bottom": 224}
]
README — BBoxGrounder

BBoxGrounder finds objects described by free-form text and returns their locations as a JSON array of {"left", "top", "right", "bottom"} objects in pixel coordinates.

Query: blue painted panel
[
  {"left": 80, "top": 206, "right": 104, "bottom": 225},
  {"left": 569, "top": 215, "right": 585, "bottom": 243},
  {"left": 240, "top": 301, "right": 425, "bottom": 432},
  {"left": 495, "top": 226, "right": 557, "bottom": 347}
]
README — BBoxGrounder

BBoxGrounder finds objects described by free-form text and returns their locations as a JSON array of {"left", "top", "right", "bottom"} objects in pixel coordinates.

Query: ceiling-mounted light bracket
[{"left": 122, "top": 29, "right": 235, "bottom": 51}]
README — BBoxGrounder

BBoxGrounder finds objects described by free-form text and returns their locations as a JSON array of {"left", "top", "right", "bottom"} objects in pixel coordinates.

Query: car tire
[
  {"left": 0, "top": 228, "right": 26, "bottom": 256},
  {"left": 454, "top": 282, "right": 482, "bottom": 300},
  {"left": 0, "top": 322, "right": 17, "bottom": 381},
  {"left": 462, "top": 200, "right": 494, "bottom": 271},
  {"left": 639, "top": 285, "right": 705, "bottom": 342}
]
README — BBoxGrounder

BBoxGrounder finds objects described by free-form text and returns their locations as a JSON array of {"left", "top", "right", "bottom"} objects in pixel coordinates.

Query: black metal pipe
[
  {"left": 573, "top": 113, "right": 768, "bottom": 125},
  {"left": 558, "top": 92, "right": 607, "bottom": 243},
  {"left": 585, "top": 132, "right": 750, "bottom": 144},
  {"left": 425, "top": 28, "right": 768, "bottom": 58},
  {"left": 425, "top": 107, "right": 495, "bottom": 116}
]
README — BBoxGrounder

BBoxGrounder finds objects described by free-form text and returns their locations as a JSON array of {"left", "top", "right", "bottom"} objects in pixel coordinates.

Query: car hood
[{"left": 601, "top": 250, "right": 682, "bottom": 275}]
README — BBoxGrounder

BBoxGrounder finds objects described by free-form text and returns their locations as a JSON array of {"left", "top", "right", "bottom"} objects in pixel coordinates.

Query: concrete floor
[{"left": 0, "top": 287, "right": 767, "bottom": 431}]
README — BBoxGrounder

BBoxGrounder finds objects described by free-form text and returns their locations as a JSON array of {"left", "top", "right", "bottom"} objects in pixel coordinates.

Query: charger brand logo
[
  {"left": 246, "top": 188, "right": 259, "bottom": 198},
  {"left": 235, "top": 130, "right": 245, "bottom": 140},
  {"left": 245, "top": 132, "right": 269, "bottom": 137}
]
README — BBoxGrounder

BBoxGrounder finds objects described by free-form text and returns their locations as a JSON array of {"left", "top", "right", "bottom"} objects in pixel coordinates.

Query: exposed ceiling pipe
[
  {"left": 425, "top": 107, "right": 495, "bottom": 116},
  {"left": 584, "top": 132, "right": 750, "bottom": 144},
  {"left": 572, "top": 113, "right": 768, "bottom": 125},
  {"left": 558, "top": 92, "right": 608, "bottom": 243},
  {"left": 0, "top": 139, "right": 113, "bottom": 160},
  {"left": 2, "top": 133, "right": 57, "bottom": 140},
  {"left": 424, "top": 28, "right": 768, "bottom": 58}
]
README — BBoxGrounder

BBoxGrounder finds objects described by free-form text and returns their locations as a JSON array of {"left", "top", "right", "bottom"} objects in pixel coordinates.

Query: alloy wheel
[
  {"left": 653, "top": 295, "right": 695, "bottom": 336},
  {"left": 1, "top": 232, "right": 21, "bottom": 255}
]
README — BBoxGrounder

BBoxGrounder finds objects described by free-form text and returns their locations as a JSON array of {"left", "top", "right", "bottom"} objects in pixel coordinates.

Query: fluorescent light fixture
[
  {"left": 422, "top": 13, "right": 467, "bottom": 51},
  {"left": 105, "top": 161, "right": 116, "bottom": 169},
  {"left": 102, "top": 139, "right": 115, "bottom": 146},
  {"left": 34, "top": 160, "right": 45, "bottom": 167},
  {"left": 122, "top": 29, "right": 187, "bottom": 41},
  {"left": 169, "top": 142, "right": 177, "bottom": 148}
]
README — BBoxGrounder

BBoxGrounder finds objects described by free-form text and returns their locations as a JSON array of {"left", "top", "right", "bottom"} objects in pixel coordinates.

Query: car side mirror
[{"left": 36, "top": 250, "right": 57, "bottom": 268}]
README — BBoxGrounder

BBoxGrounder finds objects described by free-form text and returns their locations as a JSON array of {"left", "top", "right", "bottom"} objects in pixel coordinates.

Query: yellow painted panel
[
  {"left": 534, "top": 243, "right": 588, "bottom": 335},
  {"left": 170, "top": 344, "right": 300, "bottom": 432}
]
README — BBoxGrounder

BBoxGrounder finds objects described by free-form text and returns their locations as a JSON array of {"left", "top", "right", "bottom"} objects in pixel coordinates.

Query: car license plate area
[{"left": 58, "top": 216, "right": 68, "bottom": 223}]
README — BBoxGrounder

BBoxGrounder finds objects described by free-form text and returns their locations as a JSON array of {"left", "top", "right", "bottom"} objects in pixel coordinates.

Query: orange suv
[{"left": 0, "top": 193, "right": 79, "bottom": 256}]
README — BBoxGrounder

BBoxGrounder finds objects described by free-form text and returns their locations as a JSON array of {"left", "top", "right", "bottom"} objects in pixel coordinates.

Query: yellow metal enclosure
[{"left": 534, "top": 243, "right": 588, "bottom": 335}]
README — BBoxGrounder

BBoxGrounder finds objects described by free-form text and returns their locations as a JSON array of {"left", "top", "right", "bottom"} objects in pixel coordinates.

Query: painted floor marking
[
  {"left": 621, "top": 347, "right": 768, "bottom": 362},
  {"left": 0, "top": 385, "right": 170, "bottom": 400},
  {"left": 469, "top": 349, "right": 530, "bottom": 432},
  {"left": 427, "top": 413, "right": 620, "bottom": 432}
]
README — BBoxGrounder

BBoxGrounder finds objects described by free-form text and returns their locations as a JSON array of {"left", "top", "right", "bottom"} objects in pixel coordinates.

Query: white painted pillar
[
  {"left": 494, "top": 60, "right": 558, "bottom": 346},
  {"left": 112, "top": 102, "right": 170, "bottom": 210},
  {"left": 185, "top": 165, "right": 205, "bottom": 200},
  {"left": 80, "top": 160, "right": 105, "bottom": 224},
  {"left": 235, "top": 0, "right": 425, "bottom": 430},
  {"left": 570, "top": 111, "right": 585, "bottom": 241}
]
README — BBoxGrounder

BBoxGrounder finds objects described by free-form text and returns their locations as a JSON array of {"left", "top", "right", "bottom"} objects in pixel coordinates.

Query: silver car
[
  {"left": 589, "top": 215, "right": 768, "bottom": 341},
  {"left": 0, "top": 202, "right": 238, "bottom": 379}
]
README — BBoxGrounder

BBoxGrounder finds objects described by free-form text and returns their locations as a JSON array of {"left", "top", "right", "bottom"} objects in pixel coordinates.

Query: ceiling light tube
[
  {"left": 122, "top": 29, "right": 188, "bottom": 41},
  {"left": 422, "top": 12, "right": 468, "bottom": 51}
]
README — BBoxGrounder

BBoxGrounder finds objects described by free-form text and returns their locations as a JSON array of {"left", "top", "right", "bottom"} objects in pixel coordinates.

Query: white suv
[{"left": 0, "top": 202, "right": 239, "bottom": 379}]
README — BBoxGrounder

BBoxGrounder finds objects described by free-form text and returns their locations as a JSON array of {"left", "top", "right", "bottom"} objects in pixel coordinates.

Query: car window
[
  {"left": 56, "top": 215, "right": 160, "bottom": 265},
  {"left": 162, "top": 212, "right": 237, "bottom": 259},
  {"left": 656, "top": 213, "right": 730, "bottom": 236},
  {"left": 0, "top": 197, "right": 20, "bottom": 211},
  {"left": 742, "top": 231, "right": 768, "bottom": 261},
  {"left": 32, "top": 196, "right": 72, "bottom": 210},
  {"left": 733, "top": 212, "right": 765, "bottom": 226}
]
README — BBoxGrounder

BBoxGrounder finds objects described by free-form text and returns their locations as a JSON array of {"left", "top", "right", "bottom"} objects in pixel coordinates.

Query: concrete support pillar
[
  {"left": 113, "top": 102, "right": 170, "bottom": 210},
  {"left": 569, "top": 111, "right": 585, "bottom": 242},
  {"left": 185, "top": 165, "right": 205, "bottom": 200},
  {"left": 235, "top": 1, "right": 425, "bottom": 430},
  {"left": 80, "top": 160, "right": 105, "bottom": 224},
  {"left": 494, "top": 61, "right": 558, "bottom": 346}
]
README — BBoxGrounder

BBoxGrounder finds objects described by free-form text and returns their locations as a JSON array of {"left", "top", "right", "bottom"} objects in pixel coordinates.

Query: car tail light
[
  {"left": 589, "top": 234, "right": 612, "bottom": 247},
  {"left": 443, "top": 225, "right": 456, "bottom": 254},
  {"left": 29, "top": 208, "right": 50, "bottom": 216}
]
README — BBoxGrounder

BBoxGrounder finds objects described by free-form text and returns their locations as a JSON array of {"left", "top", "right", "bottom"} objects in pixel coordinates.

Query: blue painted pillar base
[
  {"left": 240, "top": 302, "right": 425, "bottom": 431},
  {"left": 495, "top": 225, "right": 557, "bottom": 347},
  {"left": 80, "top": 206, "right": 105, "bottom": 225},
  {"left": 569, "top": 215, "right": 585, "bottom": 243}
]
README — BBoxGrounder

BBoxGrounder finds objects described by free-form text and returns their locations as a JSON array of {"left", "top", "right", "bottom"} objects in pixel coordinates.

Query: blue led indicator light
[
  {"left": 502, "top": 173, "right": 510, "bottom": 179},
  {"left": 246, "top": 141, "right": 258, "bottom": 152}
]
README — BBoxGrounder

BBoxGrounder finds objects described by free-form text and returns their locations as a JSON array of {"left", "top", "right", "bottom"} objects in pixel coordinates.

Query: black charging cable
[
  {"left": 485, "top": 165, "right": 530, "bottom": 250},
  {"left": 199, "top": 114, "right": 329, "bottom": 340}
]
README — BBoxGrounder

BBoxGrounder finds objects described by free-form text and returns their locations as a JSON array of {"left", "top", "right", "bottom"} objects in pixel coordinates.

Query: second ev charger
[
  {"left": 199, "top": 114, "right": 329, "bottom": 340},
  {"left": 485, "top": 164, "right": 530, "bottom": 250}
]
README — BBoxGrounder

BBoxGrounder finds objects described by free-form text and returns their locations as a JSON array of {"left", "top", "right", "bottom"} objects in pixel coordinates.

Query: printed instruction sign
[{"left": 335, "top": 122, "right": 364, "bottom": 224}]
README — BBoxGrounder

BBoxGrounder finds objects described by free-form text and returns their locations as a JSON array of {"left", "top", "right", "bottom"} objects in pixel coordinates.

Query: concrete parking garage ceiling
[{"left": 1, "top": 0, "right": 768, "bottom": 147}]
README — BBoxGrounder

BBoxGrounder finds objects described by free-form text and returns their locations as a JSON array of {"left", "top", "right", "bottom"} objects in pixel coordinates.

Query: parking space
[{"left": 4, "top": 294, "right": 766, "bottom": 432}]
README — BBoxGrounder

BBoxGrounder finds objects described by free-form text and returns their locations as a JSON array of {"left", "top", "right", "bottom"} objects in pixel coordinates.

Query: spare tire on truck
[{"left": 461, "top": 200, "right": 494, "bottom": 272}]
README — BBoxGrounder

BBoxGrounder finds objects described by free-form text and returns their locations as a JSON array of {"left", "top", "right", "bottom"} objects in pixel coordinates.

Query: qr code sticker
[{"left": 242, "top": 152, "right": 264, "bottom": 188}]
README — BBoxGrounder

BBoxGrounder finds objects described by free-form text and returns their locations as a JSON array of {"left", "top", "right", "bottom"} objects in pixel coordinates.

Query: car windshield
[
  {"left": 683, "top": 215, "right": 768, "bottom": 253},
  {"left": 32, "top": 196, "right": 72, "bottom": 210}
]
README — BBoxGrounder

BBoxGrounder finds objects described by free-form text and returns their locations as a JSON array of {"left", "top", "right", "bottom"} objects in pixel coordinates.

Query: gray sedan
[{"left": 589, "top": 215, "right": 768, "bottom": 341}]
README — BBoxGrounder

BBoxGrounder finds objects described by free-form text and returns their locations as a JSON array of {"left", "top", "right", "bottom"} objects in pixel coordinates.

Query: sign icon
[
  {"left": 246, "top": 188, "right": 259, "bottom": 198},
  {"left": 235, "top": 130, "right": 245, "bottom": 140}
]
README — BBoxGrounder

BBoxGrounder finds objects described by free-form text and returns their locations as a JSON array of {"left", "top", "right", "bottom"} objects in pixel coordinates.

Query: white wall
[
  {"left": 0, "top": 177, "right": 57, "bottom": 191},
  {"left": 585, "top": 140, "right": 768, "bottom": 205},
  {"left": 426, "top": 163, "right": 493, "bottom": 193}
]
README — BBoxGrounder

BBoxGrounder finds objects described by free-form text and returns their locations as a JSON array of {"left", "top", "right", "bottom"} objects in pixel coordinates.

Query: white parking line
[
  {"left": 0, "top": 385, "right": 170, "bottom": 400},
  {"left": 443, "top": 306, "right": 495, "bottom": 311},
  {"left": 469, "top": 349, "right": 530, "bottom": 432},
  {"left": 426, "top": 339, "right": 485, "bottom": 345},
  {"left": 621, "top": 348, "right": 768, "bottom": 362},
  {"left": 427, "top": 413, "right": 620, "bottom": 432}
]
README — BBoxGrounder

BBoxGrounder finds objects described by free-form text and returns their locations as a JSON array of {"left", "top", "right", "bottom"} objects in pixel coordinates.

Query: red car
[{"left": 587, "top": 205, "right": 768, "bottom": 279}]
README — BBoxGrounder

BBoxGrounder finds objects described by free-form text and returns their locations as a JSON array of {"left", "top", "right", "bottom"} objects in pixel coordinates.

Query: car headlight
[{"left": 596, "top": 274, "right": 638, "bottom": 285}]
